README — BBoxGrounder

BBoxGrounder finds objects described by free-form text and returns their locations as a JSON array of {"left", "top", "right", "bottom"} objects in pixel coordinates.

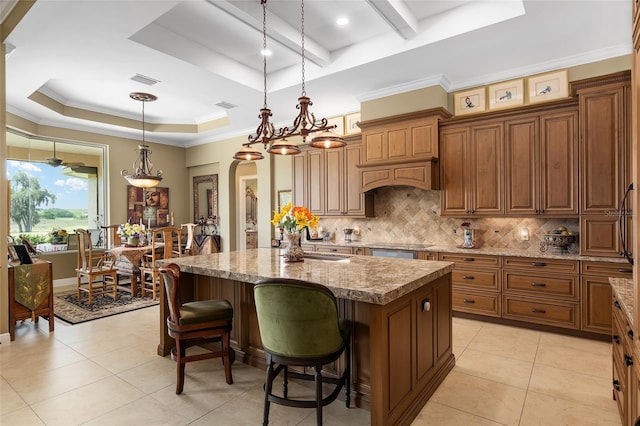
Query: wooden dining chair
[
  {"left": 101, "top": 224, "right": 138, "bottom": 296},
  {"left": 74, "top": 228, "right": 118, "bottom": 304},
  {"left": 181, "top": 223, "right": 198, "bottom": 256},
  {"left": 159, "top": 263, "right": 234, "bottom": 394},
  {"left": 140, "top": 226, "right": 182, "bottom": 300}
]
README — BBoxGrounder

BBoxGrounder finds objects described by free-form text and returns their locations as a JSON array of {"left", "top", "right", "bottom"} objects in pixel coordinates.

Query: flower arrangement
[
  {"left": 49, "top": 227, "right": 68, "bottom": 243},
  {"left": 117, "top": 223, "right": 146, "bottom": 240},
  {"left": 270, "top": 203, "right": 319, "bottom": 234}
]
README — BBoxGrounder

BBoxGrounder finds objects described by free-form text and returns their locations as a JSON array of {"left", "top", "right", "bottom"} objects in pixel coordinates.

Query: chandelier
[
  {"left": 234, "top": 0, "right": 345, "bottom": 161},
  {"left": 121, "top": 92, "right": 163, "bottom": 188}
]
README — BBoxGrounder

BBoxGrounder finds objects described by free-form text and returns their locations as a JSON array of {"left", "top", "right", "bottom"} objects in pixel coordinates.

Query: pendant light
[{"left": 121, "top": 92, "right": 163, "bottom": 188}]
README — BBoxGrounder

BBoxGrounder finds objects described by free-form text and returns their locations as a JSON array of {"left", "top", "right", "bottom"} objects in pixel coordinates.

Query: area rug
[{"left": 54, "top": 289, "right": 159, "bottom": 325}]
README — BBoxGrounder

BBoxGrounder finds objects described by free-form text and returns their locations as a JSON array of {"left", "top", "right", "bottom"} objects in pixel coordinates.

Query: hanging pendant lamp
[{"left": 121, "top": 92, "right": 163, "bottom": 188}]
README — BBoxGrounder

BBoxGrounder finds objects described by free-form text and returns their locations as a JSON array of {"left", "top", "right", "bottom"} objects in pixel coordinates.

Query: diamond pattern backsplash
[{"left": 318, "top": 187, "right": 578, "bottom": 254}]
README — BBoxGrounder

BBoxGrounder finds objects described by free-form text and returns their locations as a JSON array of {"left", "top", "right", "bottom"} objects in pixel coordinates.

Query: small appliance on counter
[{"left": 343, "top": 228, "right": 353, "bottom": 242}]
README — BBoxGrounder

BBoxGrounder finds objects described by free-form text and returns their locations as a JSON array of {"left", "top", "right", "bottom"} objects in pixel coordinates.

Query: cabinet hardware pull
[
  {"left": 627, "top": 330, "right": 634, "bottom": 340},
  {"left": 462, "top": 258, "right": 475, "bottom": 262},
  {"left": 614, "top": 300, "right": 621, "bottom": 310},
  {"left": 530, "top": 282, "right": 546, "bottom": 287},
  {"left": 422, "top": 299, "right": 431, "bottom": 312},
  {"left": 613, "top": 380, "right": 621, "bottom": 391},
  {"left": 625, "top": 355, "right": 634, "bottom": 367},
  {"left": 330, "top": 248, "right": 337, "bottom": 252},
  {"left": 463, "top": 299, "right": 475, "bottom": 304},
  {"left": 613, "top": 335, "right": 620, "bottom": 344},
  {"left": 531, "top": 262, "right": 546, "bottom": 267},
  {"left": 463, "top": 275, "right": 475, "bottom": 280},
  {"left": 531, "top": 308, "right": 546, "bottom": 314},
  {"left": 618, "top": 268, "right": 633, "bottom": 274}
]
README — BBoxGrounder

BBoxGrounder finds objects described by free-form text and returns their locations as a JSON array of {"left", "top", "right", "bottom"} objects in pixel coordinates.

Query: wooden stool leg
[
  {"left": 263, "top": 358, "right": 274, "bottom": 426},
  {"left": 315, "top": 365, "right": 323, "bottom": 426},
  {"left": 223, "top": 331, "right": 233, "bottom": 385},
  {"left": 176, "top": 340, "right": 186, "bottom": 394}
]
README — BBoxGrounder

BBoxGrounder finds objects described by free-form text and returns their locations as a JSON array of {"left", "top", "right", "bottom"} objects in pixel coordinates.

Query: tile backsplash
[{"left": 316, "top": 187, "right": 579, "bottom": 254}]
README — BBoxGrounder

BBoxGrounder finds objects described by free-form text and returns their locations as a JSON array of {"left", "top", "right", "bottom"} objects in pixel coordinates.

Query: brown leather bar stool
[{"left": 159, "top": 263, "right": 234, "bottom": 394}]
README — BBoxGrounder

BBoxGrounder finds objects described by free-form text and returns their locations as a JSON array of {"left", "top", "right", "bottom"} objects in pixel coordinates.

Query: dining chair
[
  {"left": 140, "top": 226, "right": 182, "bottom": 300},
  {"left": 159, "top": 263, "right": 234, "bottom": 394},
  {"left": 253, "top": 278, "right": 351, "bottom": 426},
  {"left": 74, "top": 228, "right": 118, "bottom": 304},
  {"left": 101, "top": 224, "right": 138, "bottom": 296}
]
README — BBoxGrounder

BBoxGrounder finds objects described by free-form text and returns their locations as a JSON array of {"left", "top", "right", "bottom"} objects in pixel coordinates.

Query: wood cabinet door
[
  {"left": 410, "top": 118, "right": 439, "bottom": 158},
  {"left": 307, "top": 149, "right": 324, "bottom": 215},
  {"left": 469, "top": 122, "right": 504, "bottom": 215},
  {"left": 440, "top": 126, "right": 469, "bottom": 216},
  {"left": 292, "top": 151, "right": 307, "bottom": 207},
  {"left": 324, "top": 148, "right": 344, "bottom": 215},
  {"left": 344, "top": 142, "right": 367, "bottom": 216},
  {"left": 580, "top": 85, "right": 624, "bottom": 213},
  {"left": 505, "top": 116, "right": 538, "bottom": 215},
  {"left": 540, "top": 109, "right": 578, "bottom": 215},
  {"left": 580, "top": 276, "right": 612, "bottom": 334},
  {"left": 580, "top": 215, "right": 622, "bottom": 257}
]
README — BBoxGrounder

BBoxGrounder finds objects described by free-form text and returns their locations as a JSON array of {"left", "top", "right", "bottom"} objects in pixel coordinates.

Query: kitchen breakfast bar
[{"left": 157, "top": 248, "right": 454, "bottom": 425}]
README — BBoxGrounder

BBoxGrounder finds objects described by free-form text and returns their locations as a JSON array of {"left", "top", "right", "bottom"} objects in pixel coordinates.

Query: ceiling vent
[
  {"left": 130, "top": 74, "right": 160, "bottom": 86},
  {"left": 215, "top": 101, "right": 237, "bottom": 109}
]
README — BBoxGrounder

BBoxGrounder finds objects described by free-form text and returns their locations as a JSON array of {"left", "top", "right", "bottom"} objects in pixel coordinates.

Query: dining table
[{"left": 110, "top": 243, "right": 163, "bottom": 297}]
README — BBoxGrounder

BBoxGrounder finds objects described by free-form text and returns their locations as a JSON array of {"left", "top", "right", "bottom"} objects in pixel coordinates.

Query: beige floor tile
[
  {"left": 412, "top": 400, "right": 504, "bottom": 425},
  {"left": 535, "top": 342, "right": 611, "bottom": 379},
  {"left": 0, "top": 406, "right": 45, "bottom": 426},
  {"left": 7, "top": 359, "right": 112, "bottom": 404},
  {"left": 1, "top": 343, "right": 86, "bottom": 382},
  {"left": 0, "top": 377, "right": 28, "bottom": 415},
  {"left": 67, "top": 330, "right": 154, "bottom": 358},
  {"left": 30, "top": 376, "right": 145, "bottom": 426},
  {"left": 452, "top": 321, "right": 481, "bottom": 348},
  {"left": 520, "top": 390, "right": 620, "bottom": 426},
  {"left": 467, "top": 325, "right": 540, "bottom": 362},
  {"left": 116, "top": 356, "right": 177, "bottom": 395},
  {"left": 431, "top": 371, "right": 526, "bottom": 426},
  {"left": 539, "top": 331, "right": 611, "bottom": 357},
  {"left": 83, "top": 395, "right": 189, "bottom": 426},
  {"left": 452, "top": 345, "right": 466, "bottom": 358},
  {"left": 454, "top": 348, "right": 533, "bottom": 389},
  {"left": 528, "top": 364, "right": 618, "bottom": 413},
  {"left": 91, "top": 340, "right": 161, "bottom": 374}
]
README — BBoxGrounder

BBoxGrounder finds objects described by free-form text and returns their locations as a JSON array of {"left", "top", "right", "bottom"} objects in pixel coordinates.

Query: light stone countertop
[
  {"left": 159, "top": 248, "right": 453, "bottom": 305},
  {"left": 610, "top": 277, "right": 635, "bottom": 326},
  {"left": 303, "top": 241, "right": 629, "bottom": 263}
]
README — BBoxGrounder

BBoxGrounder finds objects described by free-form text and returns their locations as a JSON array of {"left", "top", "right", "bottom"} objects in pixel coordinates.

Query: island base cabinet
[{"left": 160, "top": 271, "right": 455, "bottom": 426}]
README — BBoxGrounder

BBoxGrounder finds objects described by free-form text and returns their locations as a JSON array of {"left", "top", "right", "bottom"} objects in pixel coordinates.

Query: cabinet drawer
[
  {"left": 502, "top": 295, "right": 579, "bottom": 329},
  {"left": 439, "top": 253, "right": 501, "bottom": 268},
  {"left": 612, "top": 313, "right": 626, "bottom": 373},
  {"left": 503, "top": 256, "right": 579, "bottom": 273},
  {"left": 453, "top": 290, "right": 501, "bottom": 317},
  {"left": 315, "top": 246, "right": 353, "bottom": 254},
  {"left": 581, "top": 261, "right": 633, "bottom": 277},
  {"left": 612, "top": 355, "right": 627, "bottom": 421},
  {"left": 452, "top": 270, "right": 500, "bottom": 291},
  {"left": 503, "top": 271, "right": 579, "bottom": 300}
]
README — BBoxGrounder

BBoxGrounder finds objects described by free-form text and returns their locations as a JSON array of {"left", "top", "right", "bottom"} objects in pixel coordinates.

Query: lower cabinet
[{"left": 612, "top": 292, "right": 636, "bottom": 425}]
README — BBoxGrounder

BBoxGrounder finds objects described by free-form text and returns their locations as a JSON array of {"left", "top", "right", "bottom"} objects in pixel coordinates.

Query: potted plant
[{"left": 49, "top": 227, "right": 68, "bottom": 245}]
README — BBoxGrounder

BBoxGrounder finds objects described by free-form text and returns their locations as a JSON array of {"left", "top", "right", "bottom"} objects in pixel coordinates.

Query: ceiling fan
[{"left": 45, "top": 141, "right": 85, "bottom": 169}]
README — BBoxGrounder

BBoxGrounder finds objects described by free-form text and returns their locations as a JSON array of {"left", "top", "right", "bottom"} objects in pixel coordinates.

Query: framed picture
[
  {"left": 527, "top": 69, "right": 568, "bottom": 104},
  {"left": 278, "top": 189, "right": 292, "bottom": 209},
  {"left": 488, "top": 79, "right": 524, "bottom": 110},
  {"left": 454, "top": 87, "right": 486, "bottom": 116},
  {"left": 344, "top": 112, "right": 361, "bottom": 134},
  {"left": 327, "top": 116, "right": 345, "bottom": 136}
]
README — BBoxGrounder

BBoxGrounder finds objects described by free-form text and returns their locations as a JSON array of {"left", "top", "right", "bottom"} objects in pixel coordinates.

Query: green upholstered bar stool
[
  {"left": 159, "top": 263, "right": 234, "bottom": 394},
  {"left": 254, "top": 278, "right": 351, "bottom": 426}
]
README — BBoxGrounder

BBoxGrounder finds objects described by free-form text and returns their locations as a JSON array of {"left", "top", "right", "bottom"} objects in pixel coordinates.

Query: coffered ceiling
[{"left": 2, "top": 0, "right": 632, "bottom": 148}]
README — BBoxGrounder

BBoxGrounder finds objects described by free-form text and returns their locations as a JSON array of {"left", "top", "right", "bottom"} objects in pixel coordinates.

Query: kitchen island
[{"left": 158, "top": 248, "right": 454, "bottom": 426}]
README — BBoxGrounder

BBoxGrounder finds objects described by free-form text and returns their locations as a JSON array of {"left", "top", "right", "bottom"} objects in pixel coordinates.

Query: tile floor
[{"left": 1, "top": 306, "right": 620, "bottom": 425}]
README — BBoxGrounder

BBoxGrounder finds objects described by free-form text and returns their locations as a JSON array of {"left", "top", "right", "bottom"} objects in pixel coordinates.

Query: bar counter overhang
[{"left": 157, "top": 248, "right": 455, "bottom": 426}]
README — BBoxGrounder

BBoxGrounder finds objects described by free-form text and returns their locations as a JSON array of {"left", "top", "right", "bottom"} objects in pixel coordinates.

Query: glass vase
[{"left": 283, "top": 232, "right": 305, "bottom": 262}]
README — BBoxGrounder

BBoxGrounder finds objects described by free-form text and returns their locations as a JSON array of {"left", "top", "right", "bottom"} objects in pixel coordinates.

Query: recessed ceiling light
[
  {"left": 261, "top": 48, "right": 272, "bottom": 57},
  {"left": 336, "top": 17, "right": 349, "bottom": 26}
]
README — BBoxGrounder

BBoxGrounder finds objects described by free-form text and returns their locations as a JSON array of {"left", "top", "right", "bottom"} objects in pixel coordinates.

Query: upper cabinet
[
  {"left": 358, "top": 108, "right": 451, "bottom": 192},
  {"left": 440, "top": 121, "right": 504, "bottom": 216},
  {"left": 292, "top": 135, "right": 374, "bottom": 218},
  {"left": 504, "top": 107, "right": 578, "bottom": 216}
]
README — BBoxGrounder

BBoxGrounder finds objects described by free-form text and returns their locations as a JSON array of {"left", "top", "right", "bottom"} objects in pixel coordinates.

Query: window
[{"left": 6, "top": 129, "right": 106, "bottom": 250}]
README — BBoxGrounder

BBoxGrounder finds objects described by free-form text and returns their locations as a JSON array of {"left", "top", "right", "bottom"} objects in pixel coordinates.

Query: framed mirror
[
  {"left": 246, "top": 187, "right": 257, "bottom": 224},
  {"left": 193, "top": 175, "right": 218, "bottom": 222}
]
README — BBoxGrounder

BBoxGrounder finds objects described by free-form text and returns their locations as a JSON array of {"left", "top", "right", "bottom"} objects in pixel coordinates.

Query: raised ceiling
[{"left": 2, "top": 0, "right": 632, "bottom": 148}]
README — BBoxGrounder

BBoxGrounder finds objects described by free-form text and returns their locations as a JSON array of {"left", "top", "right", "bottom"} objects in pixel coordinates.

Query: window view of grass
[{"left": 10, "top": 208, "right": 92, "bottom": 244}]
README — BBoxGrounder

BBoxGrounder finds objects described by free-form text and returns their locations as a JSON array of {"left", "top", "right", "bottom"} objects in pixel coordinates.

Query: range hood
[{"left": 358, "top": 158, "right": 439, "bottom": 192}]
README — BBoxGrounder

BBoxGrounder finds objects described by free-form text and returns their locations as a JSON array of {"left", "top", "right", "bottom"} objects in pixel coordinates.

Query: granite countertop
[
  {"left": 159, "top": 248, "right": 453, "bottom": 305},
  {"left": 610, "top": 277, "right": 635, "bottom": 326},
  {"left": 303, "top": 241, "right": 628, "bottom": 263}
]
